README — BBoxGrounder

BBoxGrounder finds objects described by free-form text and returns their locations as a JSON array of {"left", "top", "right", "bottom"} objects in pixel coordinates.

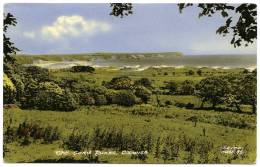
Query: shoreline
[{"left": 24, "top": 60, "right": 257, "bottom": 71}]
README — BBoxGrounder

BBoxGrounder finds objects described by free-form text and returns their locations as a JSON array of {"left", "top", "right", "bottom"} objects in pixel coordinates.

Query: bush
[
  {"left": 57, "top": 90, "right": 78, "bottom": 111},
  {"left": 186, "top": 103, "right": 195, "bottom": 109},
  {"left": 94, "top": 95, "right": 107, "bottom": 106},
  {"left": 24, "top": 66, "right": 49, "bottom": 82},
  {"left": 165, "top": 100, "right": 173, "bottom": 106},
  {"left": 178, "top": 80, "right": 195, "bottom": 95},
  {"left": 135, "top": 86, "right": 152, "bottom": 104},
  {"left": 197, "top": 69, "right": 202, "bottom": 76},
  {"left": 71, "top": 66, "right": 95, "bottom": 73},
  {"left": 162, "top": 81, "right": 178, "bottom": 94},
  {"left": 20, "top": 79, "right": 39, "bottom": 109},
  {"left": 22, "top": 81, "right": 78, "bottom": 111},
  {"left": 134, "top": 78, "right": 152, "bottom": 88},
  {"left": 187, "top": 70, "right": 195, "bottom": 76},
  {"left": 62, "top": 131, "right": 89, "bottom": 151},
  {"left": 175, "top": 102, "right": 186, "bottom": 108},
  {"left": 105, "top": 76, "right": 135, "bottom": 90},
  {"left": 115, "top": 90, "right": 136, "bottom": 106},
  {"left": 82, "top": 94, "right": 95, "bottom": 105},
  {"left": 3, "top": 73, "right": 16, "bottom": 104},
  {"left": 11, "top": 121, "right": 61, "bottom": 144},
  {"left": 105, "top": 90, "right": 118, "bottom": 104}
]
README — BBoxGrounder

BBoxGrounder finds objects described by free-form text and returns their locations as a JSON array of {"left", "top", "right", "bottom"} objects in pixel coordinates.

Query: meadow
[{"left": 3, "top": 54, "right": 256, "bottom": 164}]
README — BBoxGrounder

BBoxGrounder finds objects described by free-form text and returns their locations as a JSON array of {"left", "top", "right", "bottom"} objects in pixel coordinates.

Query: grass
[
  {"left": 4, "top": 102, "right": 256, "bottom": 163},
  {"left": 3, "top": 59, "right": 256, "bottom": 163}
]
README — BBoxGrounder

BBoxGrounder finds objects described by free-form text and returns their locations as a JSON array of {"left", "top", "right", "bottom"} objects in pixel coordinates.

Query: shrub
[
  {"left": 82, "top": 94, "right": 95, "bottom": 105},
  {"left": 175, "top": 102, "right": 187, "bottom": 108},
  {"left": 24, "top": 66, "right": 49, "bottom": 82},
  {"left": 178, "top": 80, "right": 195, "bottom": 95},
  {"left": 131, "top": 106, "right": 158, "bottom": 116},
  {"left": 178, "top": 134, "right": 196, "bottom": 152},
  {"left": 134, "top": 78, "right": 152, "bottom": 88},
  {"left": 114, "top": 90, "right": 136, "bottom": 106},
  {"left": 242, "top": 69, "right": 249, "bottom": 74},
  {"left": 62, "top": 131, "right": 90, "bottom": 151},
  {"left": 3, "top": 73, "right": 16, "bottom": 104},
  {"left": 105, "top": 76, "right": 135, "bottom": 90},
  {"left": 20, "top": 78, "right": 39, "bottom": 109},
  {"left": 165, "top": 100, "right": 173, "bottom": 106},
  {"left": 23, "top": 82, "right": 78, "bottom": 111},
  {"left": 162, "top": 81, "right": 178, "bottom": 94},
  {"left": 196, "top": 137, "right": 214, "bottom": 163},
  {"left": 197, "top": 69, "right": 202, "bottom": 76},
  {"left": 162, "top": 135, "right": 180, "bottom": 160},
  {"left": 11, "top": 73, "right": 25, "bottom": 101},
  {"left": 57, "top": 90, "right": 78, "bottom": 111},
  {"left": 105, "top": 90, "right": 118, "bottom": 104},
  {"left": 71, "top": 66, "right": 95, "bottom": 73},
  {"left": 186, "top": 103, "right": 195, "bottom": 109},
  {"left": 187, "top": 70, "right": 195, "bottom": 76},
  {"left": 135, "top": 86, "right": 152, "bottom": 104},
  {"left": 94, "top": 95, "right": 107, "bottom": 106},
  {"left": 13, "top": 121, "right": 60, "bottom": 144}
]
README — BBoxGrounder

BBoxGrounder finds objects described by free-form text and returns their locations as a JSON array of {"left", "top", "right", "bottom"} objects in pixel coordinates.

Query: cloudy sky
[{"left": 4, "top": 3, "right": 256, "bottom": 55}]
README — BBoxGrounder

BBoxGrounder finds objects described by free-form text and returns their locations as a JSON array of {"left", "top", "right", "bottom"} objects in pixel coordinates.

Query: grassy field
[
  {"left": 4, "top": 102, "right": 256, "bottom": 163},
  {"left": 3, "top": 57, "right": 256, "bottom": 163}
]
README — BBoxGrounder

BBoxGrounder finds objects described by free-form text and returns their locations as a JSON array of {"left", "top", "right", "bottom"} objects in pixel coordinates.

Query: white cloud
[
  {"left": 41, "top": 15, "right": 111, "bottom": 39},
  {"left": 23, "top": 31, "right": 35, "bottom": 39}
]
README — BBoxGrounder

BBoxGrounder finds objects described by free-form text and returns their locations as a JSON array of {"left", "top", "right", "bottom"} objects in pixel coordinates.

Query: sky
[{"left": 4, "top": 3, "right": 257, "bottom": 55}]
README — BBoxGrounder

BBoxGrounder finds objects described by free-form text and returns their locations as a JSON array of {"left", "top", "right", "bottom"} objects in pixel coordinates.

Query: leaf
[
  {"left": 221, "top": 11, "right": 228, "bottom": 17},
  {"left": 216, "top": 26, "right": 227, "bottom": 34},
  {"left": 226, "top": 17, "right": 232, "bottom": 26}
]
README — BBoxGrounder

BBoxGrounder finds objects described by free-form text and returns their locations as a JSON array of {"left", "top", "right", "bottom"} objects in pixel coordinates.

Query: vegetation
[{"left": 3, "top": 61, "right": 256, "bottom": 163}]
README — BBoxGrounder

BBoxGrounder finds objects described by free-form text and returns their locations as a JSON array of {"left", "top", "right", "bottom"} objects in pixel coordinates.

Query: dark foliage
[
  {"left": 110, "top": 3, "right": 133, "bottom": 18},
  {"left": 178, "top": 3, "right": 257, "bottom": 47},
  {"left": 71, "top": 66, "right": 95, "bottom": 73},
  {"left": 4, "top": 13, "right": 20, "bottom": 64}
]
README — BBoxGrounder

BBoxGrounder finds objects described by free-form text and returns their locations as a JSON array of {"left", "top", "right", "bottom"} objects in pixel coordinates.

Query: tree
[
  {"left": 195, "top": 76, "right": 229, "bottom": 109},
  {"left": 221, "top": 75, "right": 244, "bottom": 112},
  {"left": 240, "top": 74, "right": 256, "bottom": 113},
  {"left": 4, "top": 13, "right": 20, "bottom": 64},
  {"left": 178, "top": 3, "right": 257, "bottom": 47},
  {"left": 4, "top": 13, "right": 25, "bottom": 104},
  {"left": 110, "top": 3, "right": 257, "bottom": 47},
  {"left": 110, "top": 3, "right": 133, "bottom": 18},
  {"left": 178, "top": 80, "right": 195, "bottom": 95}
]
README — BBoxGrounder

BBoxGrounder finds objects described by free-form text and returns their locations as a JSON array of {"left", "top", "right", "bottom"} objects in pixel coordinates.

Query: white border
[{"left": 0, "top": 0, "right": 259, "bottom": 167}]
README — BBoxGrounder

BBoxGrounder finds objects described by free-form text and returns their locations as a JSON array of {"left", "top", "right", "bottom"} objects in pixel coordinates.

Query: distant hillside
[{"left": 14, "top": 52, "right": 183, "bottom": 64}]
